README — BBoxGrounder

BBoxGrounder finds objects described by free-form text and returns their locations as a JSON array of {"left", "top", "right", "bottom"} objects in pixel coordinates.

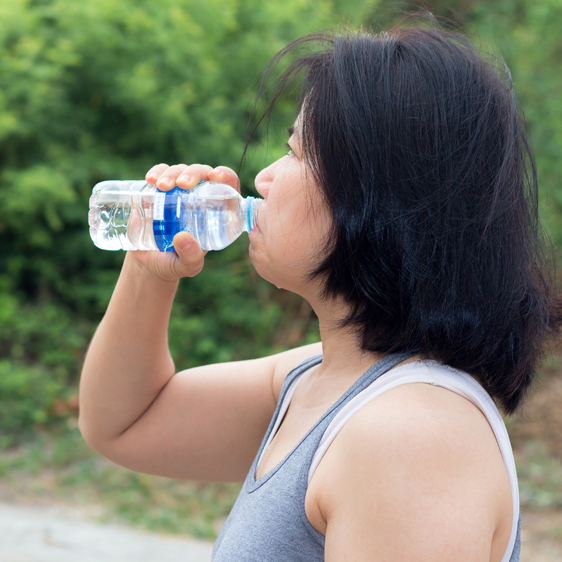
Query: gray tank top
[{"left": 212, "top": 353, "right": 521, "bottom": 561}]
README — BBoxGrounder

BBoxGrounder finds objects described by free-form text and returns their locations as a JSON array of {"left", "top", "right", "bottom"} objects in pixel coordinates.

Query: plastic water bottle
[{"left": 88, "top": 180, "right": 262, "bottom": 252}]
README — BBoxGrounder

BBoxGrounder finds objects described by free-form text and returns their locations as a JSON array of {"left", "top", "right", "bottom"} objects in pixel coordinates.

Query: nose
[{"left": 254, "top": 164, "right": 274, "bottom": 199}]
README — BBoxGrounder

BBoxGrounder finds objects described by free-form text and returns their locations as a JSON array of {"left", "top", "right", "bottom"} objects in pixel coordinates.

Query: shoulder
[
  {"left": 326, "top": 381, "right": 508, "bottom": 495},
  {"left": 316, "top": 382, "right": 508, "bottom": 561},
  {"left": 324, "top": 380, "right": 501, "bottom": 487},
  {"left": 346, "top": 380, "right": 494, "bottom": 450},
  {"left": 270, "top": 341, "right": 322, "bottom": 401}
]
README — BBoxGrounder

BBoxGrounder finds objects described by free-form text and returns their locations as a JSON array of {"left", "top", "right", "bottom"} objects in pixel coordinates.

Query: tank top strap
[
  {"left": 279, "top": 354, "right": 324, "bottom": 403},
  {"left": 253, "top": 354, "right": 323, "bottom": 470}
]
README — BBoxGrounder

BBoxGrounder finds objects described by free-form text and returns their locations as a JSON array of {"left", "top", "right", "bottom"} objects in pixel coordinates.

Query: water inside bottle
[
  {"left": 186, "top": 193, "right": 242, "bottom": 251},
  {"left": 89, "top": 182, "right": 253, "bottom": 251},
  {"left": 153, "top": 189, "right": 245, "bottom": 251},
  {"left": 89, "top": 187, "right": 158, "bottom": 251}
]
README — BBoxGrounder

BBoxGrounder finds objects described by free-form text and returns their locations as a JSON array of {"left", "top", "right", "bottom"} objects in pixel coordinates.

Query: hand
[{"left": 127, "top": 163, "right": 242, "bottom": 283}]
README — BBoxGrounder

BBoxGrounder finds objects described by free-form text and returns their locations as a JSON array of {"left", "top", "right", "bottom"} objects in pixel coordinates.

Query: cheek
[
  {"left": 270, "top": 193, "right": 330, "bottom": 263},
  {"left": 250, "top": 163, "right": 332, "bottom": 288}
]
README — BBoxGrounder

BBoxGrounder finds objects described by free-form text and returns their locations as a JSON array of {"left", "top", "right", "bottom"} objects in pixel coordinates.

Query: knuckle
[
  {"left": 190, "top": 164, "right": 213, "bottom": 174},
  {"left": 165, "top": 166, "right": 181, "bottom": 176},
  {"left": 146, "top": 163, "right": 168, "bottom": 176}
]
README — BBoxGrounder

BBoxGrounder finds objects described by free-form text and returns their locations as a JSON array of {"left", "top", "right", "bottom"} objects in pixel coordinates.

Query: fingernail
[
  {"left": 178, "top": 174, "right": 191, "bottom": 184},
  {"left": 147, "top": 174, "right": 157, "bottom": 181},
  {"left": 158, "top": 177, "right": 172, "bottom": 188},
  {"left": 212, "top": 167, "right": 222, "bottom": 176}
]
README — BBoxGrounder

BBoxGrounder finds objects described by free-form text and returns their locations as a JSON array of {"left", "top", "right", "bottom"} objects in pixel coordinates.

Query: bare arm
[
  {"left": 78, "top": 162, "right": 322, "bottom": 482},
  {"left": 78, "top": 252, "right": 179, "bottom": 448},
  {"left": 78, "top": 252, "right": 321, "bottom": 481}
]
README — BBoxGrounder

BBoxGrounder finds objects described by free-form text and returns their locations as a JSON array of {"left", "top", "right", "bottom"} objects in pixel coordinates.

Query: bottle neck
[{"left": 240, "top": 196, "right": 262, "bottom": 233}]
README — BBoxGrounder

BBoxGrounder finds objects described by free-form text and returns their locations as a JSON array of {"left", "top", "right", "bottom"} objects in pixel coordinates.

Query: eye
[{"left": 283, "top": 142, "right": 294, "bottom": 156}]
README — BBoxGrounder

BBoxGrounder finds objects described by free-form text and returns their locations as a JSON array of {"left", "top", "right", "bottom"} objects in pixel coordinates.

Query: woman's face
[{"left": 248, "top": 121, "right": 331, "bottom": 296}]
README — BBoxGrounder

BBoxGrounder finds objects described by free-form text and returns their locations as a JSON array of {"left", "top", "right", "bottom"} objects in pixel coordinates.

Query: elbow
[
  {"left": 77, "top": 414, "right": 112, "bottom": 457},
  {"left": 77, "top": 414, "right": 98, "bottom": 452}
]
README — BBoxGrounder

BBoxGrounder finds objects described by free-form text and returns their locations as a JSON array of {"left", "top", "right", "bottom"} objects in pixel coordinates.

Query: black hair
[{"left": 245, "top": 15, "right": 562, "bottom": 415}]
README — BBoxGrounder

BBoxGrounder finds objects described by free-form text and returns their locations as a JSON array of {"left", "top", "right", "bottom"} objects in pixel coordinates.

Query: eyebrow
[{"left": 286, "top": 126, "right": 294, "bottom": 138}]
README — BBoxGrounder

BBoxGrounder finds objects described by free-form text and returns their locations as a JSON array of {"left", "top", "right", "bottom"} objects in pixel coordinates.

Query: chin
[
  {"left": 250, "top": 256, "right": 282, "bottom": 288},
  {"left": 247, "top": 250, "right": 282, "bottom": 290},
  {"left": 249, "top": 240, "right": 309, "bottom": 294}
]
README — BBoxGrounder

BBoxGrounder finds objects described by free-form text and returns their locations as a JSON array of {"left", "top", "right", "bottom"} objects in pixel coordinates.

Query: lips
[{"left": 253, "top": 204, "right": 264, "bottom": 233}]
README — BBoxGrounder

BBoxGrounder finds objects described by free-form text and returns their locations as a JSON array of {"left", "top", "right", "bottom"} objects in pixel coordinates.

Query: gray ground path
[
  {"left": 2, "top": 499, "right": 562, "bottom": 562},
  {"left": 0, "top": 501, "right": 214, "bottom": 562}
]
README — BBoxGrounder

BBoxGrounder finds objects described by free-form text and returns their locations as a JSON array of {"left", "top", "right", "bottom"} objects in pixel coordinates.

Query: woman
[{"left": 78, "top": 22, "right": 562, "bottom": 562}]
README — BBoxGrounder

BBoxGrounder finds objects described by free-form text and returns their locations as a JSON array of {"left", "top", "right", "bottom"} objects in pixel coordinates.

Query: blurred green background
[{"left": 0, "top": 0, "right": 561, "bottom": 544}]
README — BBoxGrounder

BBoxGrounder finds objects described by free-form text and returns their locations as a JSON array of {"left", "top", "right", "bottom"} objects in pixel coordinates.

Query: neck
[
  {"left": 308, "top": 293, "right": 383, "bottom": 379},
  {"left": 306, "top": 291, "right": 422, "bottom": 384}
]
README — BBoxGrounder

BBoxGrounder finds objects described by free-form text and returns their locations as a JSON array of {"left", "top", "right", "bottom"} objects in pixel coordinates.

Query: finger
[
  {"left": 145, "top": 163, "right": 170, "bottom": 183},
  {"left": 207, "top": 166, "right": 241, "bottom": 194},
  {"left": 172, "top": 232, "right": 208, "bottom": 277},
  {"left": 156, "top": 164, "right": 190, "bottom": 191},
  {"left": 176, "top": 164, "right": 214, "bottom": 190}
]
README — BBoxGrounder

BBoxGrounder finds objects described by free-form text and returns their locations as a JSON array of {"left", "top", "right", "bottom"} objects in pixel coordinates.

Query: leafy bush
[
  {"left": 0, "top": 0, "right": 360, "bottom": 444},
  {"left": 0, "top": 0, "right": 560, "bottom": 446},
  {"left": 0, "top": 359, "right": 67, "bottom": 447}
]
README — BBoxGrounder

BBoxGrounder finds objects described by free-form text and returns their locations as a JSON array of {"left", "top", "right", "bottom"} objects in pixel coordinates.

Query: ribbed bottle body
[{"left": 88, "top": 181, "right": 261, "bottom": 251}]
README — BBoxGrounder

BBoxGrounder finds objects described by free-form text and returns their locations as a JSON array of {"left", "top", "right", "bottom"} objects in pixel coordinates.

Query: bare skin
[{"left": 79, "top": 131, "right": 514, "bottom": 561}]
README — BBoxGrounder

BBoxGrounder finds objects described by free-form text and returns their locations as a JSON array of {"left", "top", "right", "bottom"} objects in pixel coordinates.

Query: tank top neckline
[{"left": 249, "top": 353, "right": 414, "bottom": 491}]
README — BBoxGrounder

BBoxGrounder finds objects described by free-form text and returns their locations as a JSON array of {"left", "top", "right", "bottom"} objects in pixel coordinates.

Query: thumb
[{"left": 172, "top": 232, "right": 207, "bottom": 277}]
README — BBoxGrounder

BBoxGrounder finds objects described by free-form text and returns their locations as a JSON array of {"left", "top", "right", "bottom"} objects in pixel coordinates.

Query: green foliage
[
  {"left": 0, "top": 291, "right": 88, "bottom": 375},
  {"left": 0, "top": 0, "right": 354, "bottom": 444},
  {"left": 0, "top": 0, "right": 561, "bottom": 447},
  {"left": 0, "top": 0, "right": 365, "bottom": 314},
  {"left": 469, "top": 0, "right": 562, "bottom": 248},
  {"left": 517, "top": 439, "right": 562, "bottom": 509},
  {"left": 0, "top": 288, "right": 85, "bottom": 446},
  {"left": 0, "top": 359, "right": 66, "bottom": 447}
]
